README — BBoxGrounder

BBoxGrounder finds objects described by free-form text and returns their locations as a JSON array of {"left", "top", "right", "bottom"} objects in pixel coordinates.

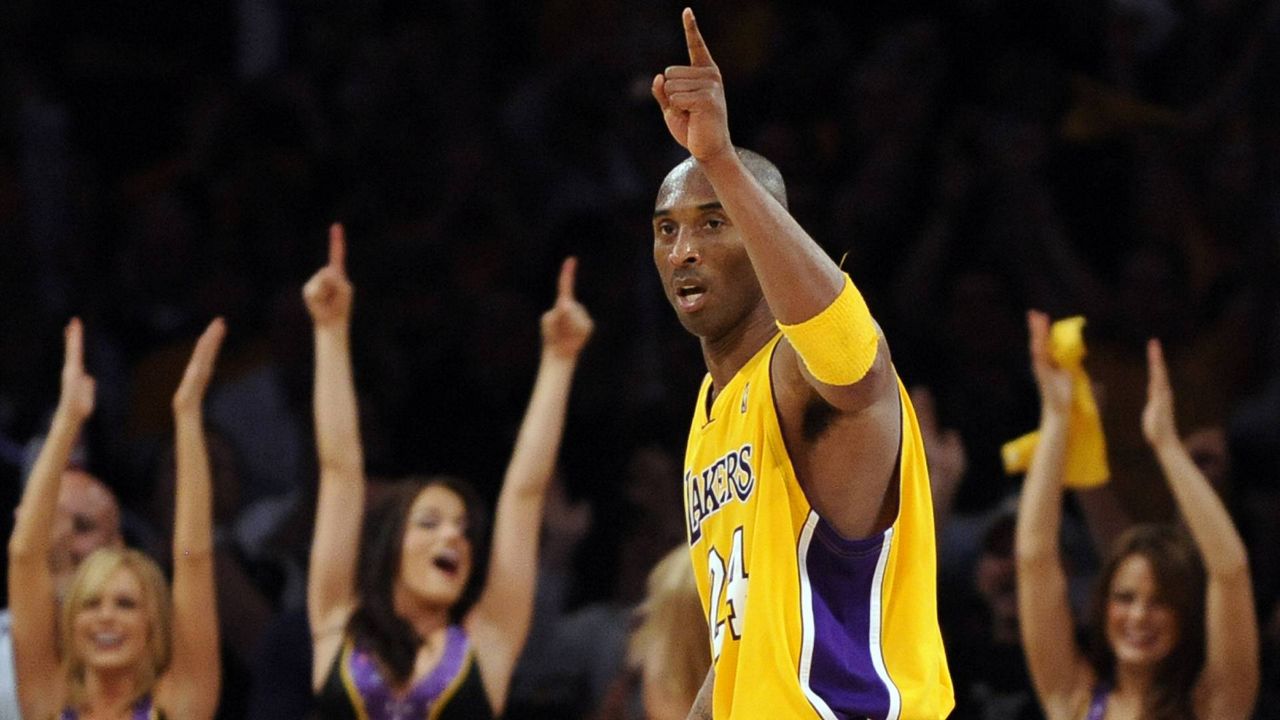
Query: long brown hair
[
  {"left": 346, "top": 476, "right": 489, "bottom": 685},
  {"left": 60, "top": 548, "right": 171, "bottom": 709},
  {"left": 1083, "top": 524, "right": 1205, "bottom": 720}
]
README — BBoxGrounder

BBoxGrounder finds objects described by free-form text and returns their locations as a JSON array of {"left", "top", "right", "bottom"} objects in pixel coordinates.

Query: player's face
[
  {"left": 71, "top": 567, "right": 150, "bottom": 673},
  {"left": 653, "top": 164, "right": 765, "bottom": 341},
  {"left": 397, "top": 485, "right": 473, "bottom": 608},
  {"left": 1104, "top": 554, "right": 1179, "bottom": 668}
]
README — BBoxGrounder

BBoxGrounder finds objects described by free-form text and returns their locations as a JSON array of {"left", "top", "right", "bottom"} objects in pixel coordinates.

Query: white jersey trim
[
  {"left": 796, "top": 511, "right": 839, "bottom": 720},
  {"left": 870, "top": 526, "right": 902, "bottom": 720},
  {"left": 796, "top": 515, "right": 903, "bottom": 720}
]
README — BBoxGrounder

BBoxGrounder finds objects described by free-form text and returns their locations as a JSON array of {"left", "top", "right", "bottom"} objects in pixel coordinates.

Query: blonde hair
[
  {"left": 628, "top": 546, "right": 710, "bottom": 709},
  {"left": 59, "top": 548, "right": 172, "bottom": 708}
]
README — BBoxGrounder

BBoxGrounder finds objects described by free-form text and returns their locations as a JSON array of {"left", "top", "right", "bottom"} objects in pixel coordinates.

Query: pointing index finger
[
  {"left": 683, "top": 8, "right": 716, "bottom": 67},
  {"left": 1027, "top": 310, "right": 1049, "bottom": 363},
  {"left": 328, "top": 223, "right": 346, "bottom": 274},
  {"left": 557, "top": 257, "right": 578, "bottom": 302},
  {"left": 1146, "top": 338, "right": 1169, "bottom": 392},
  {"left": 65, "top": 317, "right": 84, "bottom": 371},
  {"left": 198, "top": 317, "right": 228, "bottom": 359}
]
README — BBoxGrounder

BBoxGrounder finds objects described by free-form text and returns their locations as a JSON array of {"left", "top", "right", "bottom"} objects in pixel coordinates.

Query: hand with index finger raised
[
  {"left": 57, "top": 317, "right": 96, "bottom": 423},
  {"left": 541, "top": 257, "right": 594, "bottom": 360},
  {"left": 303, "top": 223, "right": 354, "bottom": 328},
  {"left": 651, "top": 8, "right": 731, "bottom": 161},
  {"left": 682, "top": 5, "right": 716, "bottom": 67}
]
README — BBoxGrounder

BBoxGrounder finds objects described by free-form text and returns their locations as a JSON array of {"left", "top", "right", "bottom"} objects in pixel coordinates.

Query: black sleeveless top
[{"left": 314, "top": 627, "right": 495, "bottom": 720}]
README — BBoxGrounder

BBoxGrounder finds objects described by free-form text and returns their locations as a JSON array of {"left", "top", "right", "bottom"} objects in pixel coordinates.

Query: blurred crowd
[{"left": 1, "top": 0, "right": 1277, "bottom": 718}]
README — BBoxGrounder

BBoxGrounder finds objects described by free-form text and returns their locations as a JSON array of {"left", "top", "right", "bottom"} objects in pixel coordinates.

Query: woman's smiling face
[
  {"left": 72, "top": 566, "right": 150, "bottom": 673},
  {"left": 1105, "top": 553, "right": 1180, "bottom": 669}
]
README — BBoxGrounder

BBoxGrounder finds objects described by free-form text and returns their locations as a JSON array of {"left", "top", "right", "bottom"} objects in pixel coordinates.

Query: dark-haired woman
[
  {"left": 1015, "top": 310, "right": 1258, "bottom": 720},
  {"left": 304, "top": 225, "right": 593, "bottom": 718}
]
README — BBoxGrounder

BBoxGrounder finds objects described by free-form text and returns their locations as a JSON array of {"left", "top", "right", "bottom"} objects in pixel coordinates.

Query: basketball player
[{"left": 649, "top": 9, "right": 954, "bottom": 719}]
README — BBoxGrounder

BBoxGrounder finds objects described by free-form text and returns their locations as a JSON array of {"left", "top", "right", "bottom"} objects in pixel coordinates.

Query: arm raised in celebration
[
  {"left": 157, "top": 319, "right": 225, "bottom": 719},
  {"left": 304, "top": 224, "right": 366, "bottom": 691},
  {"left": 1142, "top": 340, "right": 1258, "bottom": 719},
  {"left": 1015, "top": 311, "right": 1093, "bottom": 718},
  {"left": 7, "top": 319, "right": 95, "bottom": 718},
  {"left": 466, "top": 258, "right": 593, "bottom": 714},
  {"left": 652, "top": 9, "right": 897, "bottom": 539}
]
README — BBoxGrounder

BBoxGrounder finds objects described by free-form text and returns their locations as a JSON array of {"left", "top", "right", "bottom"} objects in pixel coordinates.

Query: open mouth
[
  {"left": 1118, "top": 630, "right": 1162, "bottom": 651},
  {"left": 91, "top": 632, "right": 125, "bottom": 650},
  {"left": 675, "top": 284, "right": 706, "bottom": 311},
  {"left": 433, "top": 553, "right": 461, "bottom": 577}
]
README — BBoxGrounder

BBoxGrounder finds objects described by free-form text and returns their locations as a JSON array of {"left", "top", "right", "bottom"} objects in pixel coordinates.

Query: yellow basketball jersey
[{"left": 683, "top": 334, "right": 953, "bottom": 719}]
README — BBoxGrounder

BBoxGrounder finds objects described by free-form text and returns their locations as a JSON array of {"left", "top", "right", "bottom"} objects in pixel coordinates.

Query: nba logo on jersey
[{"left": 740, "top": 383, "right": 749, "bottom": 414}]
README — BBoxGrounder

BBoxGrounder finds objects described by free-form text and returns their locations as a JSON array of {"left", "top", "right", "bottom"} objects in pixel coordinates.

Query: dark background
[{"left": 1, "top": 0, "right": 1278, "bottom": 717}]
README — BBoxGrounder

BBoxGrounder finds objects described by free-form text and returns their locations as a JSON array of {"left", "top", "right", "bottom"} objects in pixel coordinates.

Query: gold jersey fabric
[{"left": 682, "top": 334, "right": 953, "bottom": 719}]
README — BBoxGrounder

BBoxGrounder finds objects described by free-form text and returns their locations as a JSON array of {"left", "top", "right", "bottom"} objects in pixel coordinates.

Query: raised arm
[
  {"left": 652, "top": 9, "right": 894, "bottom": 400},
  {"left": 652, "top": 8, "right": 899, "bottom": 538},
  {"left": 1014, "top": 311, "right": 1092, "bottom": 717},
  {"left": 304, "top": 223, "right": 366, "bottom": 690},
  {"left": 1141, "top": 340, "right": 1258, "bottom": 718},
  {"left": 7, "top": 319, "right": 94, "bottom": 718},
  {"left": 466, "top": 257, "right": 592, "bottom": 713},
  {"left": 157, "top": 319, "right": 225, "bottom": 719},
  {"left": 298, "top": 226, "right": 363, "bottom": 691}
]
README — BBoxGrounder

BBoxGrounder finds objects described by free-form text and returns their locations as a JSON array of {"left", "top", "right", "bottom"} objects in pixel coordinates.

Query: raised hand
[
  {"left": 1141, "top": 338, "right": 1178, "bottom": 448},
  {"left": 651, "top": 8, "right": 731, "bottom": 161},
  {"left": 57, "top": 318, "right": 96, "bottom": 423},
  {"left": 173, "top": 318, "right": 227, "bottom": 415},
  {"left": 541, "top": 257, "right": 594, "bottom": 360},
  {"left": 1027, "top": 310, "right": 1072, "bottom": 420},
  {"left": 303, "top": 223, "right": 354, "bottom": 327}
]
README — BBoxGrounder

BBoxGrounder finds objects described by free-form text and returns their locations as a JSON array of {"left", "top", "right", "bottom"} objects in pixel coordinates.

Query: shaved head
[
  {"left": 51, "top": 469, "right": 123, "bottom": 594},
  {"left": 658, "top": 148, "right": 788, "bottom": 210}
]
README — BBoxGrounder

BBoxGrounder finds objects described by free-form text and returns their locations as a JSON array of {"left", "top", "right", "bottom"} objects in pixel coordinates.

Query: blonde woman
[
  {"left": 629, "top": 547, "right": 711, "bottom": 720},
  {"left": 8, "top": 318, "right": 224, "bottom": 719}
]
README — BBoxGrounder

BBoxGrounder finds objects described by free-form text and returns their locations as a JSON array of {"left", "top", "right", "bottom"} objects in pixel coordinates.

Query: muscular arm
[
  {"left": 1142, "top": 340, "right": 1258, "bottom": 718},
  {"left": 652, "top": 9, "right": 899, "bottom": 538},
  {"left": 696, "top": 150, "right": 898, "bottom": 417}
]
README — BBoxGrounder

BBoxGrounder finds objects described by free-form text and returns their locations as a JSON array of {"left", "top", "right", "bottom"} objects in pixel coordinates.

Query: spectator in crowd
[
  {"left": 1, "top": 461, "right": 122, "bottom": 718},
  {"left": 1015, "top": 310, "right": 1259, "bottom": 720},
  {"left": 7, "top": 317, "right": 223, "bottom": 718},
  {"left": 304, "top": 224, "right": 593, "bottom": 717}
]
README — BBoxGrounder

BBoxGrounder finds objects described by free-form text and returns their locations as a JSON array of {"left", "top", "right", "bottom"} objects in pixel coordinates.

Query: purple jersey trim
[
  {"left": 798, "top": 513, "right": 901, "bottom": 720},
  {"left": 60, "top": 695, "right": 154, "bottom": 720},
  {"left": 346, "top": 625, "right": 470, "bottom": 719},
  {"left": 1086, "top": 684, "right": 1109, "bottom": 720}
]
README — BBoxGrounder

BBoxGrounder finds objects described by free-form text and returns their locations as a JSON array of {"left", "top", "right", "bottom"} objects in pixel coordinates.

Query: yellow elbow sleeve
[{"left": 777, "top": 275, "right": 879, "bottom": 386}]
